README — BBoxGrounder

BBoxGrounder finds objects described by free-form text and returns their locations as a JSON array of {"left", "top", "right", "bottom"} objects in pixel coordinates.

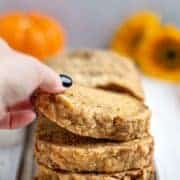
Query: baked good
[
  {"left": 34, "top": 116, "right": 153, "bottom": 173},
  {"left": 35, "top": 164, "right": 155, "bottom": 180},
  {"left": 35, "top": 85, "right": 150, "bottom": 141},
  {"left": 46, "top": 50, "right": 144, "bottom": 100}
]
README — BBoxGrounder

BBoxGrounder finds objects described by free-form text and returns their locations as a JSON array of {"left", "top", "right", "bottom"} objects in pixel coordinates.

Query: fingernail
[{"left": 59, "top": 74, "right": 73, "bottom": 88}]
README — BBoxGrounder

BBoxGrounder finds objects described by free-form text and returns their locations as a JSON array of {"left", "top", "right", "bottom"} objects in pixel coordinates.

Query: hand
[{"left": 0, "top": 39, "right": 72, "bottom": 129}]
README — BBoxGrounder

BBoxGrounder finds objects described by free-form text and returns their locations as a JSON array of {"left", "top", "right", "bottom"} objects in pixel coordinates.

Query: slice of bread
[
  {"left": 34, "top": 116, "right": 153, "bottom": 173},
  {"left": 35, "top": 164, "right": 155, "bottom": 180},
  {"left": 35, "top": 85, "right": 150, "bottom": 141},
  {"left": 46, "top": 50, "right": 144, "bottom": 100}
]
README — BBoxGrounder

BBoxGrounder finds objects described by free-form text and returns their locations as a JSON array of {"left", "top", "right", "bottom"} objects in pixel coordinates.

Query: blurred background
[
  {"left": 0, "top": 1, "right": 179, "bottom": 180},
  {"left": 0, "top": 0, "right": 179, "bottom": 48}
]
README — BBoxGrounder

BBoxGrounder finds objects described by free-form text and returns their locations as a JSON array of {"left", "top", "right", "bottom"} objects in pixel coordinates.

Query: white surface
[
  {"left": 0, "top": 129, "right": 25, "bottom": 147},
  {"left": 143, "top": 77, "right": 180, "bottom": 180},
  {"left": 0, "top": 145, "right": 23, "bottom": 180},
  {"left": 0, "top": 129, "right": 25, "bottom": 180}
]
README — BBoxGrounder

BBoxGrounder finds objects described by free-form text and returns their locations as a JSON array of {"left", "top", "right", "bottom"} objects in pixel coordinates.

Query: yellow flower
[
  {"left": 138, "top": 26, "right": 180, "bottom": 82},
  {"left": 110, "top": 11, "right": 160, "bottom": 61}
]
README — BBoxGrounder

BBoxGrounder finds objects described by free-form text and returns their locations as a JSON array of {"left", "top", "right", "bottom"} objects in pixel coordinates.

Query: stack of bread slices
[{"left": 34, "top": 50, "right": 155, "bottom": 180}]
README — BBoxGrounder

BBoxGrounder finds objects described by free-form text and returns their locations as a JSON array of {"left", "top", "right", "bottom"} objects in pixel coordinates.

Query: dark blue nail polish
[{"left": 59, "top": 74, "right": 73, "bottom": 87}]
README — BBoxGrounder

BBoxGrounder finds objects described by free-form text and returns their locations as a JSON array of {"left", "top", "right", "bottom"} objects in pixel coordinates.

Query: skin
[{"left": 0, "top": 39, "right": 66, "bottom": 129}]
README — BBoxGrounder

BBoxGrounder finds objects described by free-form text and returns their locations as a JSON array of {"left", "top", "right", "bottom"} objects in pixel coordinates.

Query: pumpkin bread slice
[
  {"left": 46, "top": 50, "right": 144, "bottom": 100},
  {"left": 34, "top": 116, "right": 153, "bottom": 173},
  {"left": 35, "top": 85, "right": 150, "bottom": 141},
  {"left": 35, "top": 164, "right": 155, "bottom": 180}
]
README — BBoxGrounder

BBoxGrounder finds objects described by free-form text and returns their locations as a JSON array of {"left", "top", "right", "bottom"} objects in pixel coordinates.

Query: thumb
[
  {"left": 0, "top": 110, "right": 36, "bottom": 129},
  {"left": 0, "top": 101, "right": 7, "bottom": 120},
  {"left": 0, "top": 39, "right": 13, "bottom": 54},
  {"left": 39, "top": 63, "right": 72, "bottom": 93}
]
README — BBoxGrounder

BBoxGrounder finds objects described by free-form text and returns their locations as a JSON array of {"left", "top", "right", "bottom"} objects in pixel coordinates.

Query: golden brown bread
[
  {"left": 34, "top": 116, "right": 153, "bottom": 173},
  {"left": 46, "top": 49, "right": 144, "bottom": 100},
  {"left": 35, "top": 164, "right": 155, "bottom": 180},
  {"left": 35, "top": 85, "right": 150, "bottom": 141}
]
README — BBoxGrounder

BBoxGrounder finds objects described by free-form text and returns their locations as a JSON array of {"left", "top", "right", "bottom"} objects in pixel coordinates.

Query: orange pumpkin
[{"left": 0, "top": 12, "right": 65, "bottom": 60}]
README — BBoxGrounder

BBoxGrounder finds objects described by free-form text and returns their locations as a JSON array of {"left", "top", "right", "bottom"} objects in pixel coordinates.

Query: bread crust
[
  {"left": 46, "top": 50, "right": 144, "bottom": 100},
  {"left": 35, "top": 164, "right": 155, "bottom": 180},
  {"left": 35, "top": 116, "right": 153, "bottom": 173},
  {"left": 35, "top": 85, "right": 150, "bottom": 141}
]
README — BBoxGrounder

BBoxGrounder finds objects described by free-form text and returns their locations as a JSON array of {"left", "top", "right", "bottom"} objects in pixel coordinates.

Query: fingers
[
  {"left": 0, "top": 99, "right": 35, "bottom": 129},
  {"left": 0, "top": 110, "right": 36, "bottom": 129},
  {"left": 39, "top": 63, "right": 66, "bottom": 93},
  {"left": 0, "top": 38, "right": 12, "bottom": 53},
  {"left": 0, "top": 101, "right": 7, "bottom": 120},
  {"left": 9, "top": 99, "right": 33, "bottom": 111}
]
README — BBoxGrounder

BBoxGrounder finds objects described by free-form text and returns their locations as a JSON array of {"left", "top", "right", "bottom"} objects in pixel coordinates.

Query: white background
[
  {"left": 143, "top": 78, "right": 180, "bottom": 180},
  {"left": 0, "top": 1, "right": 179, "bottom": 179}
]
